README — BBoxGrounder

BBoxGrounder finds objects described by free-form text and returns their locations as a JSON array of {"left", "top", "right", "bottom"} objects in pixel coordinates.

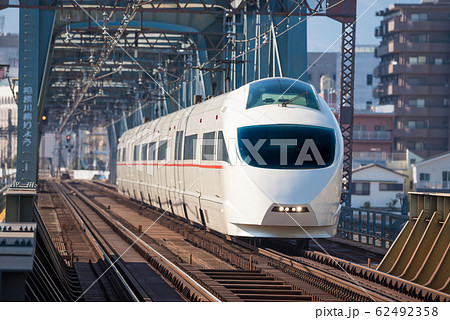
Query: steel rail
[
  {"left": 54, "top": 182, "right": 140, "bottom": 301},
  {"left": 62, "top": 181, "right": 221, "bottom": 302}
]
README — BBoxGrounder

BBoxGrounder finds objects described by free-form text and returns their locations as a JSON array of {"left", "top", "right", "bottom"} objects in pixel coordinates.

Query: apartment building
[{"left": 374, "top": 0, "right": 450, "bottom": 158}]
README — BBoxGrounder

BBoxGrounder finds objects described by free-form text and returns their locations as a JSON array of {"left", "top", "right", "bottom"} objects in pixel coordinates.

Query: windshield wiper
[{"left": 281, "top": 92, "right": 308, "bottom": 108}]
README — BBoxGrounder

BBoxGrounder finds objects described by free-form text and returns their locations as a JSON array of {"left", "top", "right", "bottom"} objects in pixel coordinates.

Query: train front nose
[{"left": 224, "top": 123, "right": 342, "bottom": 238}]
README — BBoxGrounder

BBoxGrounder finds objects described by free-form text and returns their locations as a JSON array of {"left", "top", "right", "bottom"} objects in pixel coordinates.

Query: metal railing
[
  {"left": 337, "top": 206, "right": 409, "bottom": 249},
  {"left": 353, "top": 130, "right": 391, "bottom": 141},
  {"left": 416, "top": 181, "right": 450, "bottom": 190}
]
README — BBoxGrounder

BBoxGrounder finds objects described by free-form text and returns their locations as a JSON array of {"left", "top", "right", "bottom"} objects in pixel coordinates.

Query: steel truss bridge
[{"left": 0, "top": 0, "right": 356, "bottom": 300}]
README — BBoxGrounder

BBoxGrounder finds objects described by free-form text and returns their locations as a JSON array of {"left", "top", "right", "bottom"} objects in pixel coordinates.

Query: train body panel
[{"left": 117, "top": 77, "right": 344, "bottom": 238}]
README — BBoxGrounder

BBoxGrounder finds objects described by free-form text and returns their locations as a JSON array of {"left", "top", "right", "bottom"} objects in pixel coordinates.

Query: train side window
[
  {"left": 184, "top": 134, "right": 197, "bottom": 160},
  {"left": 118, "top": 149, "right": 121, "bottom": 162},
  {"left": 158, "top": 140, "right": 167, "bottom": 160},
  {"left": 141, "top": 144, "right": 148, "bottom": 161},
  {"left": 202, "top": 131, "right": 216, "bottom": 161},
  {"left": 134, "top": 145, "right": 140, "bottom": 161},
  {"left": 175, "top": 131, "right": 184, "bottom": 160},
  {"left": 122, "top": 147, "right": 127, "bottom": 162},
  {"left": 217, "top": 131, "right": 230, "bottom": 163},
  {"left": 148, "top": 142, "right": 156, "bottom": 160}
]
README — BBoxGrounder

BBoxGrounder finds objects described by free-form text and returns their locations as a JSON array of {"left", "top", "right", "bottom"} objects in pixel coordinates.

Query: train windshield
[
  {"left": 237, "top": 124, "right": 335, "bottom": 169},
  {"left": 246, "top": 78, "right": 320, "bottom": 110}
]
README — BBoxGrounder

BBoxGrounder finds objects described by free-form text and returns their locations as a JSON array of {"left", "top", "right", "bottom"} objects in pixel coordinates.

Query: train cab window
[
  {"left": 148, "top": 142, "right": 156, "bottom": 160},
  {"left": 175, "top": 131, "right": 184, "bottom": 160},
  {"left": 122, "top": 148, "right": 126, "bottom": 162},
  {"left": 158, "top": 140, "right": 167, "bottom": 161},
  {"left": 237, "top": 124, "right": 335, "bottom": 169},
  {"left": 217, "top": 131, "right": 230, "bottom": 163},
  {"left": 202, "top": 132, "right": 215, "bottom": 161},
  {"left": 246, "top": 78, "right": 319, "bottom": 110},
  {"left": 141, "top": 144, "right": 148, "bottom": 161},
  {"left": 134, "top": 145, "right": 140, "bottom": 161},
  {"left": 184, "top": 134, "right": 198, "bottom": 160}
]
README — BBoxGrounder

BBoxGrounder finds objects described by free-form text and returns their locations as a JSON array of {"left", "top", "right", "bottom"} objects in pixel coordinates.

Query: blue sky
[{"left": 1, "top": 0, "right": 420, "bottom": 51}]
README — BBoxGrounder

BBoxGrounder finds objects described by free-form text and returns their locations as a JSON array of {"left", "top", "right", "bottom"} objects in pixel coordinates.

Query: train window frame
[
  {"left": 148, "top": 142, "right": 156, "bottom": 161},
  {"left": 217, "top": 131, "right": 230, "bottom": 163},
  {"left": 122, "top": 147, "right": 127, "bottom": 162},
  {"left": 237, "top": 124, "right": 335, "bottom": 169},
  {"left": 246, "top": 78, "right": 320, "bottom": 110},
  {"left": 184, "top": 134, "right": 198, "bottom": 160},
  {"left": 158, "top": 140, "right": 168, "bottom": 161},
  {"left": 133, "top": 145, "right": 140, "bottom": 161},
  {"left": 141, "top": 144, "right": 148, "bottom": 161},
  {"left": 202, "top": 131, "right": 216, "bottom": 161},
  {"left": 175, "top": 131, "right": 184, "bottom": 160}
]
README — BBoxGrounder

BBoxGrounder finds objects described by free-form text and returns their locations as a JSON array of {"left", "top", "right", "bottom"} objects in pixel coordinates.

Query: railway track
[
  {"left": 52, "top": 180, "right": 217, "bottom": 302},
  {"left": 43, "top": 179, "right": 450, "bottom": 302}
]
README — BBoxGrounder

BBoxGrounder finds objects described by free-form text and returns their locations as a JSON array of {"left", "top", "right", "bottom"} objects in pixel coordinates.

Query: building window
[
  {"left": 408, "top": 120, "right": 427, "bottom": 129},
  {"left": 352, "top": 182, "right": 370, "bottom": 195},
  {"left": 435, "top": 58, "right": 443, "bottom": 65},
  {"left": 374, "top": 125, "right": 388, "bottom": 131},
  {"left": 354, "top": 124, "right": 366, "bottom": 131},
  {"left": 408, "top": 77, "right": 426, "bottom": 86},
  {"left": 407, "top": 141, "right": 424, "bottom": 150},
  {"left": 419, "top": 173, "right": 430, "bottom": 181},
  {"left": 443, "top": 171, "right": 450, "bottom": 189},
  {"left": 367, "top": 74, "right": 373, "bottom": 86},
  {"left": 408, "top": 56, "right": 426, "bottom": 65},
  {"left": 410, "top": 34, "right": 428, "bottom": 43},
  {"left": 379, "top": 183, "right": 403, "bottom": 192},
  {"left": 411, "top": 13, "right": 428, "bottom": 22},
  {"left": 408, "top": 98, "right": 425, "bottom": 108}
]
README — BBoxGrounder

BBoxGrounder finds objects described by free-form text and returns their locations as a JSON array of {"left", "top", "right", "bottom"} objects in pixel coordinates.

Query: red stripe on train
[{"left": 117, "top": 163, "right": 224, "bottom": 169}]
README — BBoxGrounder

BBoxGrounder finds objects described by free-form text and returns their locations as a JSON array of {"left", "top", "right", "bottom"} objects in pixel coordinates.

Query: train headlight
[{"left": 272, "top": 206, "right": 309, "bottom": 213}]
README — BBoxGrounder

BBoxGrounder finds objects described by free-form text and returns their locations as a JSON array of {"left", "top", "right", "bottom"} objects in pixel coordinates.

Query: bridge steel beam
[
  {"left": 327, "top": 0, "right": 357, "bottom": 206},
  {"left": 1, "top": 0, "right": 55, "bottom": 302}
]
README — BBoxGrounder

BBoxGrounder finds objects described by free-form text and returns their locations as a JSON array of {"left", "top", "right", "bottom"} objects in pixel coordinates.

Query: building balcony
[
  {"left": 375, "top": 84, "right": 449, "bottom": 97},
  {"left": 376, "top": 42, "right": 450, "bottom": 57},
  {"left": 375, "top": 64, "right": 450, "bottom": 77},
  {"left": 388, "top": 20, "right": 450, "bottom": 33},
  {"left": 353, "top": 130, "right": 392, "bottom": 141},
  {"left": 395, "top": 107, "right": 449, "bottom": 117},
  {"left": 393, "top": 127, "right": 448, "bottom": 139},
  {"left": 416, "top": 181, "right": 450, "bottom": 191},
  {"left": 353, "top": 151, "right": 406, "bottom": 162}
]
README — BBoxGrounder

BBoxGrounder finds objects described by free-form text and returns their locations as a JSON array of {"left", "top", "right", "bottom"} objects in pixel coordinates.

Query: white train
[{"left": 117, "top": 77, "right": 344, "bottom": 238}]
